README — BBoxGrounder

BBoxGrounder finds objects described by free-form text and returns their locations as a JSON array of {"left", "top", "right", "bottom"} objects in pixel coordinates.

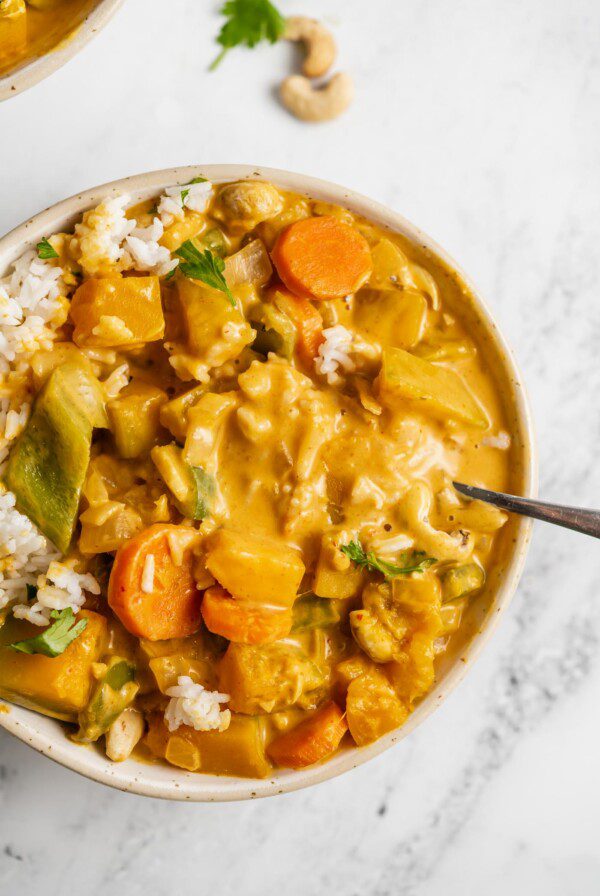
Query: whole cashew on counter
[{"left": 280, "top": 16, "right": 354, "bottom": 122}]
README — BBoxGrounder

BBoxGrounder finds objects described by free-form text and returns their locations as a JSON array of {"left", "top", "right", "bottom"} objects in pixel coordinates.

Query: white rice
[
  {"left": 315, "top": 325, "right": 355, "bottom": 385},
  {"left": 0, "top": 489, "right": 60, "bottom": 613},
  {"left": 164, "top": 676, "right": 231, "bottom": 733},
  {"left": 125, "top": 217, "right": 177, "bottom": 277},
  {"left": 13, "top": 559, "right": 100, "bottom": 627},
  {"left": 141, "top": 553, "right": 155, "bottom": 593},
  {"left": 158, "top": 180, "right": 213, "bottom": 226},
  {"left": 70, "top": 194, "right": 136, "bottom": 277},
  {"left": 102, "top": 362, "right": 130, "bottom": 399},
  {"left": 482, "top": 430, "right": 511, "bottom": 450}
]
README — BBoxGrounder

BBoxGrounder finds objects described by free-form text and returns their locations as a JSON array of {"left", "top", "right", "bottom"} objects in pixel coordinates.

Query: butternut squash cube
[
  {"left": 378, "top": 346, "right": 488, "bottom": 428},
  {"left": 354, "top": 289, "right": 428, "bottom": 349},
  {"left": 69, "top": 276, "right": 164, "bottom": 348},
  {"left": 108, "top": 380, "right": 167, "bottom": 458},
  {"left": 176, "top": 278, "right": 253, "bottom": 360},
  {"left": 206, "top": 529, "right": 305, "bottom": 606},
  {"left": 145, "top": 712, "right": 272, "bottom": 778},
  {"left": 0, "top": 610, "right": 108, "bottom": 721},
  {"left": 346, "top": 669, "right": 408, "bottom": 746},
  {"left": 219, "top": 642, "right": 326, "bottom": 714}
]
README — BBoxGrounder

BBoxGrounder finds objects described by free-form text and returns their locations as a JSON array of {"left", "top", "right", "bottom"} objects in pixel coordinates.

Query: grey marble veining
[{"left": 1, "top": 0, "right": 600, "bottom": 893}]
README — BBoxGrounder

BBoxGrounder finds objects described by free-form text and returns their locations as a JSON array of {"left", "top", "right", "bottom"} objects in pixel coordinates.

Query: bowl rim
[
  {"left": 0, "top": 0, "right": 125, "bottom": 102},
  {"left": 0, "top": 165, "right": 538, "bottom": 801}
]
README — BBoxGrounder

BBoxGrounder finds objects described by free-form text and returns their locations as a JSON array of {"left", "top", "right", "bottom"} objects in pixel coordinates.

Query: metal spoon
[{"left": 453, "top": 482, "right": 600, "bottom": 539}]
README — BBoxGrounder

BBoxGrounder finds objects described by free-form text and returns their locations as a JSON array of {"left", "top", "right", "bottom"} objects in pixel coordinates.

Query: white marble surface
[{"left": 1, "top": 0, "right": 600, "bottom": 892}]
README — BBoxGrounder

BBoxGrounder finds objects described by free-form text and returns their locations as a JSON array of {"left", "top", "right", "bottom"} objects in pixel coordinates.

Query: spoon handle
[{"left": 453, "top": 481, "right": 600, "bottom": 540}]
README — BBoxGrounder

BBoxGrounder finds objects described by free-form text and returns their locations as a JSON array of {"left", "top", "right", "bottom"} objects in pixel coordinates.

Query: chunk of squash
[
  {"left": 346, "top": 668, "right": 408, "bottom": 747},
  {"left": 145, "top": 712, "right": 272, "bottom": 778},
  {"left": 219, "top": 642, "right": 326, "bottom": 714},
  {"left": 354, "top": 289, "right": 428, "bottom": 349},
  {"left": 175, "top": 278, "right": 253, "bottom": 360},
  {"left": 378, "top": 346, "right": 488, "bottom": 428},
  {"left": 206, "top": 529, "right": 305, "bottom": 607},
  {"left": 0, "top": 610, "right": 108, "bottom": 721},
  {"left": 69, "top": 276, "right": 164, "bottom": 348},
  {"left": 108, "top": 380, "right": 167, "bottom": 458},
  {"left": 159, "top": 385, "right": 205, "bottom": 441},
  {"left": 159, "top": 212, "right": 207, "bottom": 252}
]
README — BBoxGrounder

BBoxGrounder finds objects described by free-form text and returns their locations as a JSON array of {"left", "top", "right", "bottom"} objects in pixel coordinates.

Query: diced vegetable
[
  {"left": 6, "top": 366, "right": 94, "bottom": 552},
  {"left": 74, "top": 656, "right": 138, "bottom": 743},
  {"left": 151, "top": 443, "right": 214, "bottom": 519},
  {"left": 354, "top": 289, "right": 428, "bottom": 349},
  {"left": 441, "top": 563, "right": 485, "bottom": 602},
  {"left": 271, "top": 216, "right": 372, "bottom": 301},
  {"left": 159, "top": 212, "right": 206, "bottom": 252},
  {"left": 69, "top": 276, "right": 164, "bottom": 348},
  {"left": 292, "top": 595, "right": 340, "bottom": 632},
  {"left": 149, "top": 654, "right": 216, "bottom": 694},
  {"left": 345, "top": 669, "right": 407, "bottom": 746},
  {"left": 0, "top": 610, "right": 107, "bottom": 722},
  {"left": 175, "top": 277, "right": 253, "bottom": 358},
  {"left": 378, "top": 346, "right": 488, "bottom": 428},
  {"left": 313, "top": 535, "right": 366, "bottom": 599},
  {"left": 30, "top": 343, "right": 92, "bottom": 391},
  {"left": 108, "top": 524, "right": 202, "bottom": 640},
  {"left": 48, "top": 359, "right": 108, "bottom": 429},
  {"left": 145, "top": 712, "right": 272, "bottom": 778},
  {"left": 198, "top": 227, "right": 229, "bottom": 258},
  {"left": 108, "top": 381, "right": 167, "bottom": 458},
  {"left": 206, "top": 529, "right": 305, "bottom": 607},
  {"left": 224, "top": 239, "right": 273, "bottom": 287},
  {"left": 369, "top": 238, "right": 416, "bottom": 291},
  {"left": 268, "top": 701, "right": 347, "bottom": 768},
  {"left": 250, "top": 301, "right": 296, "bottom": 359},
  {"left": 219, "top": 642, "right": 327, "bottom": 714},
  {"left": 270, "top": 288, "right": 324, "bottom": 364},
  {"left": 201, "top": 585, "right": 293, "bottom": 645},
  {"left": 183, "top": 392, "right": 237, "bottom": 468},
  {"left": 159, "top": 385, "right": 205, "bottom": 442}
]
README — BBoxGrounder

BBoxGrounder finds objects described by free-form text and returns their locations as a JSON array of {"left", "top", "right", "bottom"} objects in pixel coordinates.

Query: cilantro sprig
[
  {"left": 175, "top": 240, "right": 235, "bottom": 306},
  {"left": 10, "top": 608, "right": 88, "bottom": 658},
  {"left": 36, "top": 237, "right": 59, "bottom": 260},
  {"left": 341, "top": 540, "right": 437, "bottom": 581},
  {"left": 210, "top": 0, "right": 286, "bottom": 70}
]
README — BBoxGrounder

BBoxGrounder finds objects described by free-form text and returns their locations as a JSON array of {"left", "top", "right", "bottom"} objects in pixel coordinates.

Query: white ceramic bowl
[
  {"left": 0, "top": 166, "right": 537, "bottom": 800},
  {"left": 0, "top": 0, "right": 124, "bottom": 102}
]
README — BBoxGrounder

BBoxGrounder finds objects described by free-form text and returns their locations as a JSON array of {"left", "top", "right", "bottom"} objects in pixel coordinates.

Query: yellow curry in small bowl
[
  {"left": 0, "top": 0, "right": 98, "bottom": 79},
  {"left": 0, "top": 177, "right": 518, "bottom": 779}
]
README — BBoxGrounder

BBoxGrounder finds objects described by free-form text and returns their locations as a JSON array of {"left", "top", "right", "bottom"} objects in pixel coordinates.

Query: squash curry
[
  {"left": 0, "top": 0, "right": 96, "bottom": 78},
  {"left": 0, "top": 178, "right": 517, "bottom": 778}
]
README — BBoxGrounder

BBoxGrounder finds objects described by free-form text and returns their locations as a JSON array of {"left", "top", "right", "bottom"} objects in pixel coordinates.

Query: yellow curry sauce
[
  {"left": 0, "top": 179, "right": 520, "bottom": 778},
  {"left": 0, "top": 0, "right": 96, "bottom": 78}
]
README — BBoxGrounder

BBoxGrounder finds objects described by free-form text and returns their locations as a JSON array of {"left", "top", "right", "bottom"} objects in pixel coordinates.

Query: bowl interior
[
  {"left": 0, "top": 165, "right": 537, "bottom": 800},
  {"left": 0, "top": 0, "right": 124, "bottom": 102}
]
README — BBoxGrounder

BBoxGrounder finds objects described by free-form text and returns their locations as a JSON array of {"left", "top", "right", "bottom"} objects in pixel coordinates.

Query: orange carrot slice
[
  {"left": 201, "top": 585, "right": 293, "bottom": 645},
  {"left": 271, "top": 216, "right": 372, "bottom": 301},
  {"left": 269, "top": 286, "right": 324, "bottom": 364},
  {"left": 108, "top": 524, "right": 202, "bottom": 641},
  {"left": 267, "top": 701, "right": 348, "bottom": 768}
]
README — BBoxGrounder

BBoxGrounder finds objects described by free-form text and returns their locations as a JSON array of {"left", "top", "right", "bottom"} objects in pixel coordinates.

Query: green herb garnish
[
  {"left": 340, "top": 540, "right": 437, "bottom": 581},
  {"left": 175, "top": 241, "right": 235, "bottom": 306},
  {"left": 36, "top": 237, "right": 58, "bottom": 260},
  {"left": 181, "top": 176, "right": 208, "bottom": 204},
  {"left": 210, "top": 0, "right": 286, "bottom": 70},
  {"left": 10, "top": 607, "right": 88, "bottom": 658},
  {"left": 164, "top": 266, "right": 177, "bottom": 282}
]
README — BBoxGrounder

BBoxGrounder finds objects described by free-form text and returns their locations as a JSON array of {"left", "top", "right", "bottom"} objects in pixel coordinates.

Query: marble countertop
[{"left": 1, "top": 0, "right": 599, "bottom": 892}]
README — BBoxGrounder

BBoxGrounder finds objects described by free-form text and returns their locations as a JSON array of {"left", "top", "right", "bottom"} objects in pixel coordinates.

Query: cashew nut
[
  {"left": 284, "top": 16, "right": 337, "bottom": 78},
  {"left": 280, "top": 73, "right": 354, "bottom": 123},
  {"left": 105, "top": 708, "right": 144, "bottom": 762}
]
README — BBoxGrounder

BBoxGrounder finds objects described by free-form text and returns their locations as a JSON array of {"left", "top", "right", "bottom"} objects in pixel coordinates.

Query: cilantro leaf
[
  {"left": 36, "top": 237, "right": 58, "bottom": 260},
  {"left": 211, "top": 0, "right": 286, "bottom": 70},
  {"left": 10, "top": 608, "right": 88, "bottom": 658},
  {"left": 181, "top": 176, "right": 208, "bottom": 204},
  {"left": 175, "top": 241, "right": 235, "bottom": 306},
  {"left": 340, "top": 540, "right": 437, "bottom": 581}
]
